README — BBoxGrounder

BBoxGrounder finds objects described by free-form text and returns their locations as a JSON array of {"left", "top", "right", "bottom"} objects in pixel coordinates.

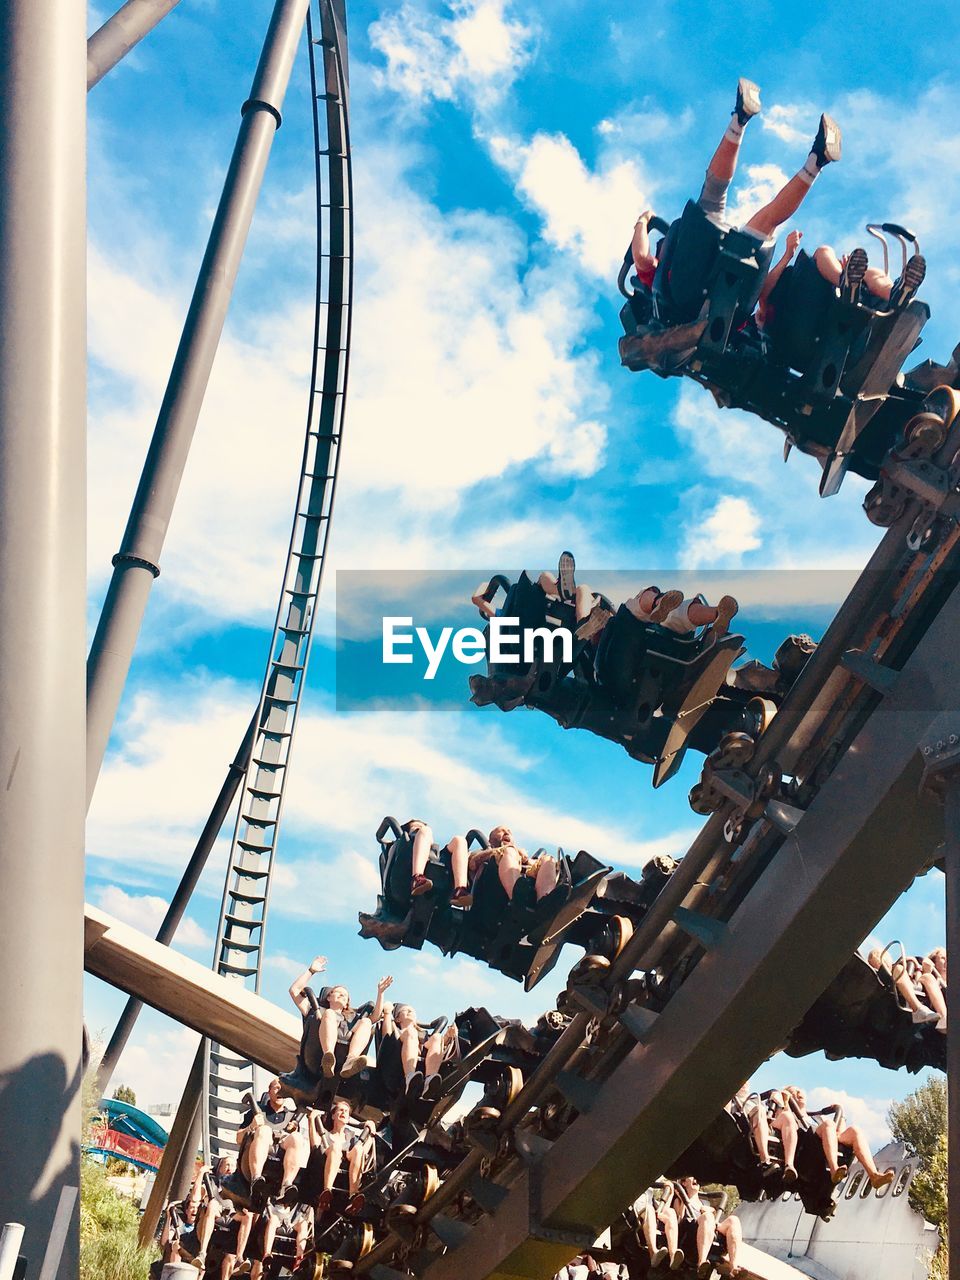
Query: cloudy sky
[{"left": 84, "top": 0, "right": 955, "bottom": 1149}]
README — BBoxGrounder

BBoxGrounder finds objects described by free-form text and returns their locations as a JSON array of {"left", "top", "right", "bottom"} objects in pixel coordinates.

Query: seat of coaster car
[
  {"left": 359, "top": 817, "right": 611, "bottom": 990},
  {"left": 670, "top": 1103, "right": 849, "bottom": 1220},
  {"left": 564, "top": 604, "right": 749, "bottom": 786},
  {"left": 784, "top": 951, "right": 946, "bottom": 1073},
  {"left": 619, "top": 201, "right": 775, "bottom": 375}
]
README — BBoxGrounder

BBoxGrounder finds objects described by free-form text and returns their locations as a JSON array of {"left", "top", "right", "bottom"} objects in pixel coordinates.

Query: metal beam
[
  {"left": 139, "top": 1042, "right": 203, "bottom": 1246},
  {"left": 0, "top": 0, "right": 86, "bottom": 1273},
  {"left": 87, "top": 0, "right": 182, "bottom": 89},
  {"left": 84, "top": 904, "right": 301, "bottom": 1071},
  {"left": 96, "top": 710, "right": 258, "bottom": 1092},
  {"left": 422, "top": 579, "right": 959, "bottom": 1280},
  {"left": 85, "top": 0, "right": 311, "bottom": 805}
]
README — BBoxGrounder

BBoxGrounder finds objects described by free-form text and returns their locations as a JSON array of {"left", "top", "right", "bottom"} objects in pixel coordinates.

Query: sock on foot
[
  {"left": 724, "top": 117, "right": 745, "bottom": 144},
  {"left": 799, "top": 154, "right": 821, "bottom": 185}
]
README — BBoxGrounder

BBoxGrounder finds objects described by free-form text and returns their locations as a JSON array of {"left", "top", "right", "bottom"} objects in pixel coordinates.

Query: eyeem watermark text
[{"left": 382, "top": 616, "right": 573, "bottom": 680}]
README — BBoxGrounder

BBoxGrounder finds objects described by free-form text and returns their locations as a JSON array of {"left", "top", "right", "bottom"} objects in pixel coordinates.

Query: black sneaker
[
  {"left": 839, "top": 247, "right": 868, "bottom": 304},
  {"left": 889, "top": 253, "right": 926, "bottom": 309},
  {"left": 735, "top": 78, "right": 762, "bottom": 126},
  {"left": 810, "top": 113, "right": 842, "bottom": 167},
  {"left": 557, "top": 551, "right": 576, "bottom": 602},
  {"left": 405, "top": 1070, "right": 424, "bottom": 1099}
]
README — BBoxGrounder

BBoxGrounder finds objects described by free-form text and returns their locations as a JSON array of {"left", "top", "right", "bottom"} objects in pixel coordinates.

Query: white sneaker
[{"left": 912, "top": 1006, "right": 939, "bottom": 1024}]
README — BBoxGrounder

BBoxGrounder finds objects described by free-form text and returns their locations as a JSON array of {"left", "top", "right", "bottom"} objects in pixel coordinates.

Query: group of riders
[
  {"left": 154, "top": 940, "right": 936, "bottom": 1280},
  {"left": 629, "top": 77, "right": 925, "bottom": 338}
]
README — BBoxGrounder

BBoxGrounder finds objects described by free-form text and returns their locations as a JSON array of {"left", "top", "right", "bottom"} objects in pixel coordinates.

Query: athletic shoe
[
  {"left": 321, "top": 1050, "right": 337, "bottom": 1079},
  {"left": 889, "top": 253, "right": 926, "bottom": 309},
  {"left": 810, "top": 113, "right": 842, "bottom": 167},
  {"left": 341, "top": 1054, "right": 367, "bottom": 1078},
  {"left": 735, "top": 78, "right": 762, "bottom": 126},
  {"left": 839, "top": 247, "right": 868, "bottom": 304},
  {"left": 411, "top": 873, "right": 432, "bottom": 897},
  {"left": 831, "top": 1164, "right": 848, "bottom": 1185},
  {"left": 650, "top": 589, "right": 683, "bottom": 622},
  {"left": 712, "top": 594, "right": 739, "bottom": 638},
  {"left": 650, "top": 1246, "right": 668, "bottom": 1268},
  {"left": 451, "top": 886, "right": 473, "bottom": 908},
  {"left": 406, "top": 1070, "right": 424, "bottom": 1098},
  {"left": 870, "top": 1169, "right": 895, "bottom": 1190},
  {"left": 697, "top": 1261, "right": 714, "bottom": 1279},
  {"left": 575, "top": 603, "right": 614, "bottom": 641},
  {"left": 783, "top": 1165, "right": 799, "bottom": 1187},
  {"left": 912, "top": 1006, "right": 939, "bottom": 1024},
  {"left": 670, "top": 1250, "right": 685, "bottom": 1272},
  {"left": 316, "top": 1188, "right": 334, "bottom": 1214},
  {"left": 557, "top": 550, "right": 577, "bottom": 601}
]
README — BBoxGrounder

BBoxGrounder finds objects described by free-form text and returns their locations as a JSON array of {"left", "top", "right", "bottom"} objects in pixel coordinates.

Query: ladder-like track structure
[{"left": 203, "top": 0, "right": 353, "bottom": 1160}]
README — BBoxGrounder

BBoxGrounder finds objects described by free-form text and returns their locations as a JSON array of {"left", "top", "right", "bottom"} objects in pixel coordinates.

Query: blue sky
[{"left": 84, "top": 0, "right": 954, "bottom": 1146}]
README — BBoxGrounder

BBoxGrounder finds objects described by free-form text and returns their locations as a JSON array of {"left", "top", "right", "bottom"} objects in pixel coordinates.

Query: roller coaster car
[
  {"left": 359, "top": 818, "right": 672, "bottom": 989},
  {"left": 784, "top": 950, "right": 946, "bottom": 1074},
  {"left": 359, "top": 817, "right": 608, "bottom": 990},
  {"left": 616, "top": 1186, "right": 733, "bottom": 1278},
  {"left": 619, "top": 216, "right": 937, "bottom": 498},
  {"left": 468, "top": 571, "right": 765, "bottom": 787},
  {"left": 669, "top": 1106, "right": 851, "bottom": 1221}
]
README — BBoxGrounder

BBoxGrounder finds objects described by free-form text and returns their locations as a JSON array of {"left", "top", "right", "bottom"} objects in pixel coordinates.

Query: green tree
[
  {"left": 888, "top": 1075, "right": 947, "bottom": 1279},
  {"left": 888, "top": 1075, "right": 946, "bottom": 1165},
  {"left": 112, "top": 1084, "right": 137, "bottom": 1107}
]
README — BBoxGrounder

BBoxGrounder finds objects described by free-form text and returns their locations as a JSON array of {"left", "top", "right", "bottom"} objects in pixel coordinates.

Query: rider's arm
[
  {"left": 758, "top": 229, "right": 802, "bottom": 319},
  {"left": 631, "top": 211, "right": 656, "bottom": 276},
  {"left": 371, "top": 975, "right": 393, "bottom": 1024},
  {"left": 289, "top": 955, "right": 327, "bottom": 1015}
]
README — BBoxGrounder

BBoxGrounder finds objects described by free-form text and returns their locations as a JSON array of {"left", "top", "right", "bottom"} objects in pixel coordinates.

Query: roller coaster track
[
  {"left": 203, "top": 0, "right": 353, "bottom": 1161},
  {"left": 355, "top": 484, "right": 960, "bottom": 1280}
]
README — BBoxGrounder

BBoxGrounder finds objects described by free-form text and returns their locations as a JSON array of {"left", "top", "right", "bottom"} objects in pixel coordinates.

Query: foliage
[
  {"left": 888, "top": 1075, "right": 947, "bottom": 1166},
  {"left": 703, "top": 1182, "right": 740, "bottom": 1213},
  {"left": 887, "top": 1076, "right": 947, "bottom": 1280},
  {"left": 80, "top": 1157, "right": 158, "bottom": 1280},
  {"left": 113, "top": 1084, "right": 138, "bottom": 1106}
]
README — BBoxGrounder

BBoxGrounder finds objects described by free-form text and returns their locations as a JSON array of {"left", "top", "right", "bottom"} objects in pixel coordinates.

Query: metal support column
[
  {"left": 170, "top": 1096, "right": 204, "bottom": 1201},
  {"left": 921, "top": 725, "right": 960, "bottom": 1280},
  {"left": 139, "top": 1044, "right": 204, "bottom": 1246},
  {"left": 87, "top": 0, "right": 182, "bottom": 89},
  {"left": 85, "top": 0, "right": 311, "bottom": 805},
  {"left": 0, "top": 0, "right": 86, "bottom": 1274},
  {"left": 96, "top": 711, "right": 258, "bottom": 1093}
]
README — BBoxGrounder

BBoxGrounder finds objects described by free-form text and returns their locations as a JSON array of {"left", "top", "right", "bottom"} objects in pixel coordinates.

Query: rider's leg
[
  {"left": 497, "top": 847, "right": 524, "bottom": 900},
  {"left": 746, "top": 115, "right": 841, "bottom": 237},
  {"left": 448, "top": 835, "right": 470, "bottom": 892},
  {"left": 700, "top": 78, "right": 762, "bottom": 217},
  {"left": 534, "top": 854, "right": 560, "bottom": 901},
  {"left": 718, "top": 1215, "right": 742, "bottom": 1275},
  {"left": 246, "top": 1122, "right": 273, "bottom": 1183}
]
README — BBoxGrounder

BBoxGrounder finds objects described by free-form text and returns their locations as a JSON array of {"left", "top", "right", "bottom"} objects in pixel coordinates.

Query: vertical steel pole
[
  {"left": 139, "top": 1044, "right": 204, "bottom": 1247},
  {"left": 945, "top": 785, "right": 960, "bottom": 1280},
  {"left": 0, "top": 0, "right": 86, "bottom": 1274},
  {"left": 87, "top": 0, "right": 183, "bottom": 89},
  {"left": 85, "top": 0, "right": 311, "bottom": 805}
]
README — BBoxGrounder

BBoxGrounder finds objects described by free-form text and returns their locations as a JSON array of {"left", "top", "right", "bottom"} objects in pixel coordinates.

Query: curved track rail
[
  {"left": 204, "top": 0, "right": 353, "bottom": 1161},
  {"left": 355, "top": 476, "right": 960, "bottom": 1280}
]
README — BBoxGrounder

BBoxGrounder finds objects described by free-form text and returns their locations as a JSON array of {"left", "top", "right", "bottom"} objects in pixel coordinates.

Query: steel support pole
[
  {"left": 139, "top": 1043, "right": 204, "bottom": 1246},
  {"left": 85, "top": 0, "right": 310, "bottom": 806},
  {"left": 87, "top": 0, "right": 183, "bottom": 89},
  {"left": 0, "top": 0, "right": 86, "bottom": 1275},
  {"left": 96, "top": 710, "right": 258, "bottom": 1092},
  {"left": 945, "top": 785, "right": 960, "bottom": 1280},
  {"left": 171, "top": 1095, "right": 205, "bottom": 1201}
]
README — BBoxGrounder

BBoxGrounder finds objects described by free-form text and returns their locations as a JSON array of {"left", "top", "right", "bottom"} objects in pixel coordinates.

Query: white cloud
[
  {"left": 725, "top": 163, "right": 791, "bottom": 228},
  {"left": 762, "top": 103, "right": 808, "bottom": 146},
  {"left": 488, "top": 129, "right": 650, "bottom": 277},
  {"left": 806, "top": 1087, "right": 893, "bottom": 1154},
  {"left": 369, "top": 0, "right": 534, "bottom": 112},
  {"left": 105, "top": 1023, "right": 203, "bottom": 1118},
  {"left": 682, "top": 496, "right": 762, "bottom": 568},
  {"left": 87, "top": 681, "right": 698, "bottom": 925},
  {"left": 94, "top": 886, "right": 211, "bottom": 950}
]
